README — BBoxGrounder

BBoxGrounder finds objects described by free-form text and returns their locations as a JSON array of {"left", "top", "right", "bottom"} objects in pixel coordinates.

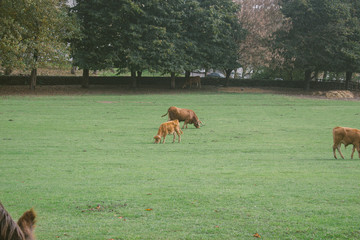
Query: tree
[
  {"left": 236, "top": 0, "right": 289, "bottom": 75},
  {"left": 112, "top": 0, "right": 175, "bottom": 88},
  {"left": 71, "top": 0, "right": 134, "bottom": 87},
  {"left": 156, "top": 0, "right": 193, "bottom": 88},
  {"left": 331, "top": 0, "right": 360, "bottom": 88},
  {"left": 0, "top": 0, "right": 26, "bottom": 73},
  {"left": 276, "top": 0, "right": 360, "bottom": 89},
  {"left": 187, "top": 0, "right": 246, "bottom": 86},
  {"left": 0, "top": 0, "right": 77, "bottom": 89},
  {"left": 71, "top": 0, "right": 246, "bottom": 88},
  {"left": 116, "top": 0, "right": 200, "bottom": 88}
]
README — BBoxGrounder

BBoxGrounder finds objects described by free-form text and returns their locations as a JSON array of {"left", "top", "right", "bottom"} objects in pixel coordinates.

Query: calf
[
  {"left": 333, "top": 126, "right": 360, "bottom": 159},
  {"left": 0, "top": 202, "right": 37, "bottom": 240},
  {"left": 161, "top": 106, "right": 203, "bottom": 129},
  {"left": 154, "top": 119, "right": 183, "bottom": 144},
  {"left": 182, "top": 76, "right": 201, "bottom": 89}
]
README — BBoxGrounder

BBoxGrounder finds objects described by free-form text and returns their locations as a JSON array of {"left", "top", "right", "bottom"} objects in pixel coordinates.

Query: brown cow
[
  {"left": 161, "top": 106, "right": 203, "bottom": 129},
  {"left": 333, "top": 126, "right": 360, "bottom": 159},
  {"left": 0, "top": 202, "right": 37, "bottom": 240},
  {"left": 154, "top": 119, "right": 183, "bottom": 144},
  {"left": 182, "top": 76, "right": 201, "bottom": 89}
]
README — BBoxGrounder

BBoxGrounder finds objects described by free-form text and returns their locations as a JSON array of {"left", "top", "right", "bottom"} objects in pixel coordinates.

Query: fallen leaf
[
  {"left": 215, "top": 225, "right": 220, "bottom": 228},
  {"left": 145, "top": 208, "right": 153, "bottom": 211},
  {"left": 253, "top": 233, "right": 261, "bottom": 238}
]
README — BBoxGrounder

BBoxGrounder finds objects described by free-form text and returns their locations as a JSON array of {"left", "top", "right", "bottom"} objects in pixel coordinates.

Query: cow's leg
[
  {"left": 176, "top": 130, "right": 181, "bottom": 143},
  {"left": 336, "top": 144, "right": 345, "bottom": 159},
  {"left": 333, "top": 142, "right": 344, "bottom": 159},
  {"left": 182, "top": 121, "right": 187, "bottom": 129},
  {"left": 199, "top": 80, "right": 201, "bottom": 88},
  {"left": 172, "top": 133, "right": 176, "bottom": 143},
  {"left": 351, "top": 145, "right": 356, "bottom": 159},
  {"left": 354, "top": 143, "right": 360, "bottom": 159},
  {"left": 333, "top": 145, "right": 337, "bottom": 159},
  {"left": 162, "top": 135, "right": 166, "bottom": 144}
]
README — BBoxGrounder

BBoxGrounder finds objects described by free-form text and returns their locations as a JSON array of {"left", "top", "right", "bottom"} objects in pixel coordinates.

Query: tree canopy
[
  {"left": 71, "top": 0, "right": 246, "bottom": 87},
  {"left": 2, "top": 0, "right": 360, "bottom": 90},
  {"left": 0, "top": 0, "right": 78, "bottom": 89},
  {"left": 275, "top": 0, "right": 360, "bottom": 88}
]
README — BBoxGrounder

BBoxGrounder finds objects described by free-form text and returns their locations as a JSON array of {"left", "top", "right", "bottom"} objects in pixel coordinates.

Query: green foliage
[
  {"left": 71, "top": 0, "right": 246, "bottom": 75},
  {"left": 0, "top": 0, "right": 25, "bottom": 70},
  {"left": 197, "top": 0, "right": 245, "bottom": 71},
  {"left": 71, "top": 0, "right": 139, "bottom": 71},
  {"left": 251, "top": 66, "right": 304, "bottom": 81},
  {"left": 0, "top": 0, "right": 78, "bottom": 71},
  {"left": 276, "top": 0, "right": 360, "bottom": 73},
  {"left": 1, "top": 93, "right": 360, "bottom": 239}
]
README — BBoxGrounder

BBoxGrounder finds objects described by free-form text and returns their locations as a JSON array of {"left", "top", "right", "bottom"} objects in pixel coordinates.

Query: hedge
[{"left": 0, "top": 75, "right": 357, "bottom": 90}]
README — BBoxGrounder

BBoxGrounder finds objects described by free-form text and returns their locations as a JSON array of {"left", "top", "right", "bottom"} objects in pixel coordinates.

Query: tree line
[{"left": 0, "top": 0, "right": 360, "bottom": 90}]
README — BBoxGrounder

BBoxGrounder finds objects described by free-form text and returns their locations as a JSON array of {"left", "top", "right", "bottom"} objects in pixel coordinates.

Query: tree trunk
[
  {"left": 131, "top": 70, "right": 137, "bottom": 88},
  {"left": 4, "top": 67, "right": 12, "bottom": 75},
  {"left": 185, "top": 70, "right": 191, "bottom": 79},
  {"left": 304, "top": 69, "right": 311, "bottom": 91},
  {"left": 71, "top": 66, "right": 76, "bottom": 74},
  {"left": 225, "top": 69, "right": 232, "bottom": 87},
  {"left": 233, "top": 68, "right": 239, "bottom": 79},
  {"left": 313, "top": 71, "right": 319, "bottom": 81},
  {"left": 170, "top": 72, "right": 176, "bottom": 89},
  {"left": 137, "top": 71, "right": 142, "bottom": 87},
  {"left": 30, "top": 68, "right": 37, "bottom": 90},
  {"left": 82, "top": 69, "right": 89, "bottom": 88},
  {"left": 345, "top": 71, "right": 352, "bottom": 90},
  {"left": 322, "top": 71, "right": 327, "bottom": 81},
  {"left": 242, "top": 65, "right": 248, "bottom": 79},
  {"left": 30, "top": 48, "right": 39, "bottom": 90}
]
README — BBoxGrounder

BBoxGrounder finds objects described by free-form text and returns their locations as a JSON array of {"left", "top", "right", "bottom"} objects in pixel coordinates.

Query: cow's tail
[{"left": 161, "top": 112, "right": 168, "bottom": 118}]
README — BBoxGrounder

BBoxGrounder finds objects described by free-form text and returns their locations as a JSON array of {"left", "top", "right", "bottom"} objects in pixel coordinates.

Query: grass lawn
[{"left": 1, "top": 91, "right": 360, "bottom": 239}]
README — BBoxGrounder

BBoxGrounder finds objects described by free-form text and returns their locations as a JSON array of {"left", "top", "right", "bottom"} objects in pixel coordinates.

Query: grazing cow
[
  {"left": 154, "top": 119, "right": 183, "bottom": 144},
  {"left": 332, "top": 126, "right": 360, "bottom": 159},
  {"left": 182, "top": 76, "right": 201, "bottom": 89},
  {"left": 161, "top": 106, "right": 203, "bottom": 129},
  {"left": 0, "top": 202, "right": 36, "bottom": 240}
]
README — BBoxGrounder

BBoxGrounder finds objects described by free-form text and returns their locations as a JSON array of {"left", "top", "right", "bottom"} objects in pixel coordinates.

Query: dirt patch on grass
[
  {"left": 218, "top": 87, "right": 360, "bottom": 100},
  {"left": 0, "top": 85, "right": 184, "bottom": 96},
  {"left": 0, "top": 84, "right": 359, "bottom": 100},
  {"left": 217, "top": 86, "right": 303, "bottom": 94}
]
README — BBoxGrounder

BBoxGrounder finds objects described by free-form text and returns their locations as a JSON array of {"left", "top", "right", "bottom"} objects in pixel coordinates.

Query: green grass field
[{"left": 1, "top": 92, "right": 360, "bottom": 239}]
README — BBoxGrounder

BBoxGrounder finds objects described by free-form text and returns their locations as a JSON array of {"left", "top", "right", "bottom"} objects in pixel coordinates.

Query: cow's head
[
  {"left": 154, "top": 135, "right": 161, "bottom": 143},
  {"left": 194, "top": 120, "right": 205, "bottom": 128}
]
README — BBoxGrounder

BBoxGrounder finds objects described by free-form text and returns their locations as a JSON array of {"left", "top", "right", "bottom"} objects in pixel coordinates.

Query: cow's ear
[{"left": 17, "top": 208, "right": 36, "bottom": 238}]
